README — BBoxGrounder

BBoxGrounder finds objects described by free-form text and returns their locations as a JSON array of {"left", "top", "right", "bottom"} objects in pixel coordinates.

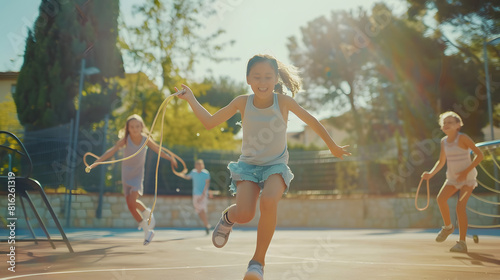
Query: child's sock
[
  {"left": 223, "top": 211, "right": 233, "bottom": 225},
  {"left": 444, "top": 224, "right": 453, "bottom": 230}
]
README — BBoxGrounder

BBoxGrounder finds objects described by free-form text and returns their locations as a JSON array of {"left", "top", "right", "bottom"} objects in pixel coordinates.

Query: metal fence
[{"left": 5, "top": 125, "right": 498, "bottom": 197}]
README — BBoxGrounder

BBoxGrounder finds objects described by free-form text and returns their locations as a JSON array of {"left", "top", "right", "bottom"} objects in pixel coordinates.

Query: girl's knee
[
  {"left": 126, "top": 204, "right": 137, "bottom": 215},
  {"left": 125, "top": 196, "right": 138, "bottom": 209},
  {"left": 125, "top": 195, "right": 135, "bottom": 204},
  {"left": 259, "top": 194, "right": 280, "bottom": 211},
  {"left": 234, "top": 208, "right": 255, "bottom": 223},
  {"left": 456, "top": 200, "right": 468, "bottom": 211},
  {"left": 436, "top": 193, "right": 448, "bottom": 205}
]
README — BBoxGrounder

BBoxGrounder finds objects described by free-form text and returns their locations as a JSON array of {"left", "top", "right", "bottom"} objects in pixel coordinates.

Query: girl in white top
[
  {"left": 177, "top": 54, "right": 350, "bottom": 279},
  {"left": 422, "top": 111, "right": 483, "bottom": 253},
  {"left": 90, "top": 114, "right": 178, "bottom": 245}
]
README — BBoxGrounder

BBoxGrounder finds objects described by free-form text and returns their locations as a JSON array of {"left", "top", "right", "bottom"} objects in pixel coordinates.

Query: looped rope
[
  {"left": 84, "top": 89, "right": 187, "bottom": 225},
  {"left": 415, "top": 177, "right": 430, "bottom": 211}
]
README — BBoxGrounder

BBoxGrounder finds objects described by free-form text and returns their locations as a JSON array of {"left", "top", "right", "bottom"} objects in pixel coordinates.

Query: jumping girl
[
  {"left": 177, "top": 54, "right": 350, "bottom": 279},
  {"left": 422, "top": 111, "right": 483, "bottom": 253},
  {"left": 89, "top": 114, "right": 178, "bottom": 245}
]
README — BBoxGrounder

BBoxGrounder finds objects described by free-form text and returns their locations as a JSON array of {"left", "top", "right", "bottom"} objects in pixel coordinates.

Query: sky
[{"left": 0, "top": 0, "right": 407, "bottom": 132}]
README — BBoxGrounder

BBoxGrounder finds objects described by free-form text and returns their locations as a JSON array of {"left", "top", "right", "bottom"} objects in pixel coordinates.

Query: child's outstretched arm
[
  {"left": 146, "top": 139, "right": 178, "bottom": 169},
  {"left": 89, "top": 138, "right": 126, "bottom": 169},
  {"left": 456, "top": 135, "right": 484, "bottom": 182},
  {"left": 284, "top": 96, "right": 350, "bottom": 159},
  {"left": 176, "top": 84, "right": 244, "bottom": 130},
  {"left": 178, "top": 173, "right": 192, "bottom": 180},
  {"left": 422, "top": 141, "right": 446, "bottom": 180}
]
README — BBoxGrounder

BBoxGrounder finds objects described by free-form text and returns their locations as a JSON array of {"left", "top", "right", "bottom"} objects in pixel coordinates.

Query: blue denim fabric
[{"left": 227, "top": 161, "right": 294, "bottom": 195}]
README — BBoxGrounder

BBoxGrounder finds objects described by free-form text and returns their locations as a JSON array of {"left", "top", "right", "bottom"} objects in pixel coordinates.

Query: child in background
[
  {"left": 422, "top": 111, "right": 483, "bottom": 252},
  {"left": 177, "top": 54, "right": 350, "bottom": 279},
  {"left": 90, "top": 114, "right": 178, "bottom": 245},
  {"left": 179, "top": 159, "right": 212, "bottom": 234}
]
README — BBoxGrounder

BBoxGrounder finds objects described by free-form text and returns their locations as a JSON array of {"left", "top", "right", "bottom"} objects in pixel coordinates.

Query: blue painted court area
[{"left": 1, "top": 227, "right": 499, "bottom": 279}]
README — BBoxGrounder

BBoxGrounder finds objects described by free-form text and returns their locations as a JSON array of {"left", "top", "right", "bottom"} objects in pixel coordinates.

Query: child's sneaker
[
  {"left": 450, "top": 240, "right": 467, "bottom": 253},
  {"left": 138, "top": 220, "right": 155, "bottom": 245},
  {"left": 143, "top": 230, "right": 155, "bottom": 246},
  {"left": 435, "top": 225, "right": 454, "bottom": 242},
  {"left": 243, "top": 260, "right": 264, "bottom": 280},
  {"left": 141, "top": 208, "right": 156, "bottom": 230},
  {"left": 212, "top": 205, "right": 235, "bottom": 248}
]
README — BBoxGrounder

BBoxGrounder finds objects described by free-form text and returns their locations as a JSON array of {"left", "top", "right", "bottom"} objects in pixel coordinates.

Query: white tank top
[
  {"left": 443, "top": 133, "right": 477, "bottom": 187},
  {"left": 121, "top": 135, "right": 147, "bottom": 187},
  {"left": 239, "top": 94, "right": 288, "bottom": 165}
]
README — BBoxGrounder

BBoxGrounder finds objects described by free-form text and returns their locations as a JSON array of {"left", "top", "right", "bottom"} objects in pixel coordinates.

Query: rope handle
[{"left": 415, "top": 176, "right": 430, "bottom": 211}]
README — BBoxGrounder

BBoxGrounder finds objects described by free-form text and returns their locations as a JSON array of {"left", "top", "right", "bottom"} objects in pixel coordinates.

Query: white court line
[
  {"left": 2, "top": 247, "right": 493, "bottom": 280},
  {"left": 0, "top": 262, "right": 307, "bottom": 280},
  {"left": 194, "top": 245, "right": 492, "bottom": 270}
]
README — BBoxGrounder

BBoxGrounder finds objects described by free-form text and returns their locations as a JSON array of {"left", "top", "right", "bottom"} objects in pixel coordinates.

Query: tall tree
[
  {"left": 407, "top": 0, "right": 499, "bottom": 32},
  {"left": 287, "top": 6, "right": 391, "bottom": 145},
  {"left": 109, "top": 72, "right": 238, "bottom": 151},
  {"left": 120, "top": 0, "right": 233, "bottom": 94},
  {"left": 406, "top": 0, "right": 499, "bottom": 137},
  {"left": 406, "top": 0, "right": 500, "bottom": 66},
  {"left": 369, "top": 8, "right": 445, "bottom": 143},
  {"left": 14, "top": 0, "right": 124, "bottom": 131},
  {"left": 117, "top": 0, "right": 237, "bottom": 150},
  {"left": 198, "top": 76, "right": 248, "bottom": 135}
]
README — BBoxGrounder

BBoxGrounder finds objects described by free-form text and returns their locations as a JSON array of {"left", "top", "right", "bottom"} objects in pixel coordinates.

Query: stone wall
[{"left": 1, "top": 193, "right": 497, "bottom": 229}]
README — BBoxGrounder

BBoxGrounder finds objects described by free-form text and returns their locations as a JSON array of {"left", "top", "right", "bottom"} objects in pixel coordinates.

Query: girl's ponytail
[{"left": 276, "top": 59, "right": 302, "bottom": 97}]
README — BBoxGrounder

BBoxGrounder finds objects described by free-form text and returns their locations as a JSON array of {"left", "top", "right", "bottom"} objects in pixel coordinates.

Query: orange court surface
[{"left": 1, "top": 227, "right": 499, "bottom": 280}]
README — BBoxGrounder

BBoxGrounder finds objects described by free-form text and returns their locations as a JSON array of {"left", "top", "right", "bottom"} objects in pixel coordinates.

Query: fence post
[{"left": 96, "top": 114, "right": 109, "bottom": 218}]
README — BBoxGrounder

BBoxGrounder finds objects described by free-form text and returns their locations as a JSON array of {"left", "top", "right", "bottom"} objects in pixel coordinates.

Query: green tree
[
  {"left": 407, "top": 0, "right": 499, "bottom": 33},
  {"left": 109, "top": 73, "right": 238, "bottom": 151},
  {"left": 116, "top": 0, "right": 237, "bottom": 151},
  {"left": 405, "top": 0, "right": 499, "bottom": 138},
  {"left": 120, "top": 0, "right": 233, "bottom": 93},
  {"left": 198, "top": 76, "right": 248, "bottom": 135},
  {"left": 287, "top": 6, "right": 389, "bottom": 146},
  {"left": 14, "top": 0, "right": 124, "bottom": 131}
]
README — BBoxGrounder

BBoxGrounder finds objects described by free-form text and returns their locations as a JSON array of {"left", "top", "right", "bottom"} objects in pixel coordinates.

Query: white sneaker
[
  {"left": 212, "top": 205, "right": 234, "bottom": 248},
  {"left": 140, "top": 208, "right": 156, "bottom": 230},
  {"left": 450, "top": 240, "right": 467, "bottom": 253},
  {"left": 144, "top": 230, "right": 155, "bottom": 246},
  {"left": 244, "top": 260, "right": 264, "bottom": 280},
  {"left": 138, "top": 220, "right": 148, "bottom": 231},
  {"left": 138, "top": 220, "right": 155, "bottom": 245},
  {"left": 436, "top": 225, "right": 454, "bottom": 242}
]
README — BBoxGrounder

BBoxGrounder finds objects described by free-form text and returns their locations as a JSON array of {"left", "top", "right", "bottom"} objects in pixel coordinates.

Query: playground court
[{"left": 1, "top": 227, "right": 499, "bottom": 280}]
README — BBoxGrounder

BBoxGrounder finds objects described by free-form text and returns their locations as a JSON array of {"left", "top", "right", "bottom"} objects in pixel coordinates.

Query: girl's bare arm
[
  {"left": 422, "top": 141, "right": 446, "bottom": 179},
  {"left": 177, "top": 84, "right": 244, "bottom": 130},
  {"left": 284, "top": 95, "right": 350, "bottom": 159},
  {"left": 90, "top": 138, "right": 125, "bottom": 167},
  {"left": 146, "top": 138, "right": 178, "bottom": 168},
  {"left": 459, "top": 134, "right": 484, "bottom": 174}
]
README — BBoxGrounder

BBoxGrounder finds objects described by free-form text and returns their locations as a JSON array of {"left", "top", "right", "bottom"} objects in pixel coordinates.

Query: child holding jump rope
[
  {"left": 89, "top": 114, "right": 178, "bottom": 245},
  {"left": 177, "top": 54, "right": 350, "bottom": 279},
  {"left": 422, "top": 111, "right": 483, "bottom": 253}
]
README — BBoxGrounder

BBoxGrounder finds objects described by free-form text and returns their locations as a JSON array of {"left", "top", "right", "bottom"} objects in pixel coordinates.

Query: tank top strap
[
  {"left": 246, "top": 94, "right": 254, "bottom": 111},
  {"left": 273, "top": 93, "right": 279, "bottom": 110}
]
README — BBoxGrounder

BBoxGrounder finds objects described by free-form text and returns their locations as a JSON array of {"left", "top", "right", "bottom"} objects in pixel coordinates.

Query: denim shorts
[{"left": 227, "top": 161, "right": 294, "bottom": 195}]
